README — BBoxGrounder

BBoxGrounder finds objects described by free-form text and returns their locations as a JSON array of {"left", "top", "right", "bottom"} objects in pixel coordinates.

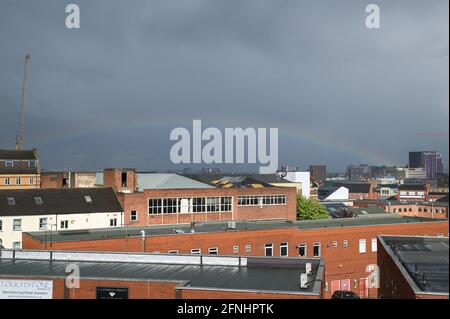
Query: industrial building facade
[
  {"left": 22, "top": 216, "right": 449, "bottom": 299},
  {"left": 0, "top": 250, "right": 324, "bottom": 299},
  {"left": 118, "top": 187, "right": 298, "bottom": 226}
]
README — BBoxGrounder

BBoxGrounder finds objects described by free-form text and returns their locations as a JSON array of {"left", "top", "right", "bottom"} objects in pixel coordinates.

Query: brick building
[
  {"left": 40, "top": 171, "right": 97, "bottom": 189},
  {"left": 118, "top": 187, "right": 298, "bottom": 226},
  {"left": 378, "top": 235, "right": 448, "bottom": 299},
  {"left": 22, "top": 215, "right": 449, "bottom": 299},
  {"left": 0, "top": 250, "right": 324, "bottom": 299},
  {"left": 0, "top": 149, "right": 40, "bottom": 190}
]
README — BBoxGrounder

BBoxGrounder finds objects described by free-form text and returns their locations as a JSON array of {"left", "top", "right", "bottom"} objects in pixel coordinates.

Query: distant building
[
  {"left": 408, "top": 151, "right": 444, "bottom": 180},
  {"left": 347, "top": 165, "right": 371, "bottom": 182},
  {"left": 331, "top": 182, "right": 377, "bottom": 200},
  {"left": 318, "top": 186, "right": 349, "bottom": 201},
  {"left": 41, "top": 171, "right": 97, "bottom": 189},
  {"left": 397, "top": 167, "right": 427, "bottom": 180},
  {"left": 0, "top": 149, "right": 40, "bottom": 190},
  {"left": 378, "top": 236, "right": 449, "bottom": 299},
  {"left": 397, "top": 184, "right": 429, "bottom": 201},
  {"left": 309, "top": 165, "right": 327, "bottom": 184},
  {"left": 277, "top": 169, "right": 311, "bottom": 199}
]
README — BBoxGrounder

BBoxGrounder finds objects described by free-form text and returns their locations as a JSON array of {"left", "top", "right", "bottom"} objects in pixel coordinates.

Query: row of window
[
  {"left": 3, "top": 177, "right": 36, "bottom": 186},
  {"left": 237, "top": 195, "right": 286, "bottom": 206},
  {"left": 5, "top": 195, "right": 92, "bottom": 206},
  {"left": 1, "top": 160, "right": 37, "bottom": 168},
  {"left": 392, "top": 207, "right": 446, "bottom": 214},
  {"left": 148, "top": 197, "right": 232, "bottom": 214},
  {"left": 161, "top": 238, "right": 393, "bottom": 258},
  {"left": 0, "top": 217, "right": 119, "bottom": 231}
]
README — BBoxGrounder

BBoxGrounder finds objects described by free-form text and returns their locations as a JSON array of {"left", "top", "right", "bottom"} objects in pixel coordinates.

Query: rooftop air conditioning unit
[
  {"left": 305, "top": 262, "right": 312, "bottom": 275},
  {"left": 300, "top": 273, "right": 308, "bottom": 289},
  {"left": 227, "top": 221, "right": 236, "bottom": 229}
]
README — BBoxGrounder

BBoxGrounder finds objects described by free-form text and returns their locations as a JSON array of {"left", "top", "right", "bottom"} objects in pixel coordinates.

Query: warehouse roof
[
  {"left": 24, "top": 215, "right": 445, "bottom": 243},
  {"left": 379, "top": 236, "right": 449, "bottom": 295},
  {"left": 136, "top": 173, "right": 213, "bottom": 191},
  {"left": 0, "top": 250, "right": 323, "bottom": 295},
  {"left": 0, "top": 188, "right": 123, "bottom": 216}
]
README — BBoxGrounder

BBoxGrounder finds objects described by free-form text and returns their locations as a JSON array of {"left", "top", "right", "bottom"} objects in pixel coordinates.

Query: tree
[{"left": 297, "top": 195, "right": 329, "bottom": 220}]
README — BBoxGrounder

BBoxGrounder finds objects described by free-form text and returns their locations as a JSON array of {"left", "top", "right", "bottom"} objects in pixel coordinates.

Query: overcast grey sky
[{"left": 0, "top": 0, "right": 448, "bottom": 172}]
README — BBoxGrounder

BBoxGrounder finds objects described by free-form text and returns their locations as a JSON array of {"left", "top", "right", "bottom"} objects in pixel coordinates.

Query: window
[
  {"left": 359, "top": 239, "right": 367, "bottom": 254},
  {"left": 208, "top": 247, "right": 218, "bottom": 255},
  {"left": 16, "top": 178, "right": 21, "bottom": 185},
  {"left": 265, "top": 243, "right": 273, "bottom": 257},
  {"left": 110, "top": 218, "right": 118, "bottom": 227},
  {"left": 371, "top": 238, "right": 377, "bottom": 252},
  {"left": 280, "top": 242, "right": 288, "bottom": 257},
  {"left": 84, "top": 195, "right": 93, "bottom": 203},
  {"left": 191, "top": 249, "right": 201, "bottom": 254},
  {"left": 343, "top": 240, "right": 349, "bottom": 248},
  {"left": 168, "top": 250, "right": 179, "bottom": 254},
  {"left": 13, "top": 242, "right": 21, "bottom": 249},
  {"left": 437, "top": 233, "right": 444, "bottom": 237},
  {"left": 13, "top": 219, "right": 22, "bottom": 231},
  {"left": 39, "top": 218, "right": 48, "bottom": 230},
  {"left": 245, "top": 244, "right": 251, "bottom": 253},
  {"left": 50, "top": 175, "right": 57, "bottom": 182},
  {"left": 0, "top": 219, "right": 2, "bottom": 231},
  {"left": 28, "top": 160, "right": 36, "bottom": 168},
  {"left": 29, "top": 178, "right": 34, "bottom": 185},
  {"left": 238, "top": 195, "right": 286, "bottom": 206},
  {"left": 4, "top": 178, "right": 10, "bottom": 185},
  {"left": 5, "top": 161, "right": 13, "bottom": 168},
  {"left": 7, "top": 197, "right": 15, "bottom": 205},
  {"left": 149, "top": 197, "right": 233, "bottom": 214},
  {"left": 60, "top": 220, "right": 69, "bottom": 229},
  {"left": 130, "top": 210, "right": 138, "bottom": 222},
  {"left": 313, "top": 242, "right": 321, "bottom": 257},
  {"left": 299, "top": 244, "right": 307, "bottom": 257},
  {"left": 332, "top": 241, "right": 338, "bottom": 248},
  {"left": 233, "top": 246, "right": 239, "bottom": 254},
  {"left": 34, "top": 197, "right": 43, "bottom": 205}
]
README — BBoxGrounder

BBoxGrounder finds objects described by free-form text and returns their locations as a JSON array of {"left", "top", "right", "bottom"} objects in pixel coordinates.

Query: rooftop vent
[
  {"left": 300, "top": 273, "right": 308, "bottom": 289},
  {"left": 34, "top": 196, "right": 43, "bottom": 205},
  {"left": 84, "top": 195, "right": 93, "bottom": 203},
  {"left": 227, "top": 221, "right": 236, "bottom": 230},
  {"left": 7, "top": 197, "right": 15, "bottom": 205}
]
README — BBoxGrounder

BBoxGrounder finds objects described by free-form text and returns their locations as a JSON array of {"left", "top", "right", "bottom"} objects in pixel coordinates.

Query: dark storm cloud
[{"left": 0, "top": 0, "right": 448, "bottom": 172}]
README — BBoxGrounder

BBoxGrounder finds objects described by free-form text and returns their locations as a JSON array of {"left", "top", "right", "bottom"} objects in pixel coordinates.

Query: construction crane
[{"left": 16, "top": 54, "right": 31, "bottom": 150}]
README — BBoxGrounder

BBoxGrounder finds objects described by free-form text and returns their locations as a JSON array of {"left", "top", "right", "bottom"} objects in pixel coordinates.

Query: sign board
[
  {"left": 96, "top": 287, "right": 129, "bottom": 299},
  {"left": 0, "top": 279, "right": 53, "bottom": 299}
]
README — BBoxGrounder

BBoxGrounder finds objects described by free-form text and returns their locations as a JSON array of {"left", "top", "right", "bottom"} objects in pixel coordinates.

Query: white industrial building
[{"left": 0, "top": 188, "right": 123, "bottom": 249}]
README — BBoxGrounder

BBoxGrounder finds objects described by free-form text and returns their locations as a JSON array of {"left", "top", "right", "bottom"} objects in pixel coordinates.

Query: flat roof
[
  {"left": 0, "top": 250, "right": 323, "bottom": 295},
  {"left": 24, "top": 215, "right": 447, "bottom": 243},
  {"left": 379, "top": 236, "right": 449, "bottom": 295}
]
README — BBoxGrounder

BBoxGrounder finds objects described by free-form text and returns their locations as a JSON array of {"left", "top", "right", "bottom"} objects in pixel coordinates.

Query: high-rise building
[
  {"left": 346, "top": 164, "right": 371, "bottom": 181},
  {"left": 309, "top": 165, "right": 326, "bottom": 183},
  {"left": 408, "top": 151, "right": 444, "bottom": 180}
]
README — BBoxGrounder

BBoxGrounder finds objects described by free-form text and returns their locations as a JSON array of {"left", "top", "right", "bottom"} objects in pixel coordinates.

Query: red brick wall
[
  {"left": 120, "top": 187, "right": 297, "bottom": 226},
  {"left": 23, "top": 220, "right": 449, "bottom": 299}
]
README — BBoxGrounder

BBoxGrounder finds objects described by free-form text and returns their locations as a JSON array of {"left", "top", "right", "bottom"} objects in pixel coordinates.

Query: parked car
[{"left": 331, "top": 290, "right": 360, "bottom": 299}]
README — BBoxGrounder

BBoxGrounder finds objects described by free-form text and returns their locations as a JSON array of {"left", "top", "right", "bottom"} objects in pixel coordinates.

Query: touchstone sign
[{"left": 0, "top": 279, "right": 53, "bottom": 299}]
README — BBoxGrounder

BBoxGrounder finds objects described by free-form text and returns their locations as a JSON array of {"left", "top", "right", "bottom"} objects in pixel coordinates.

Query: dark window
[
  {"left": 121, "top": 172, "right": 128, "bottom": 187},
  {"left": 299, "top": 244, "right": 307, "bottom": 257},
  {"left": 265, "top": 244, "right": 273, "bottom": 257}
]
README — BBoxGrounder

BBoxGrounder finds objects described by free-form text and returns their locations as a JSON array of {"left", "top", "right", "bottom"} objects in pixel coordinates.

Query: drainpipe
[{"left": 140, "top": 230, "right": 146, "bottom": 252}]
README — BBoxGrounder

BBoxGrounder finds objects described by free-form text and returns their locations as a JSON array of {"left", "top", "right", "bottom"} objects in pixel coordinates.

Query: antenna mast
[{"left": 16, "top": 54, "right": 30, "bottom": 150}]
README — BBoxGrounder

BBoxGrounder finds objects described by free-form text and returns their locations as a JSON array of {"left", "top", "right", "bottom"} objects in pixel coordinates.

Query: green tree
[{"left": 296, "top": 195, "right": 329, "bottom": 220}]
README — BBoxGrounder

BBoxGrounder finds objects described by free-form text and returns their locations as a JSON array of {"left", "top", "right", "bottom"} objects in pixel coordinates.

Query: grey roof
[
  {"left": 0, "top": 251, "right": 323, "bottom": 294},
  {"left": 379, "top": 236, "right": 449, "bottom": 295},
  {"left": 24, "top": 215, "right": 445, "bottom": 244},
  {"left": 331, "top": 182, "right": 371, "bottom": 193},
  {"left": 0, "top": 188, "right": 123, "bottom": 216},
  {"left": 398, "top": 184, "right": 426, "bottom": 191},
  {"left": 136, "top": 173, "right": 213, "bottom": 191},
  {"left": 0, "top": 149, "right": 37, "bottom": 160}
]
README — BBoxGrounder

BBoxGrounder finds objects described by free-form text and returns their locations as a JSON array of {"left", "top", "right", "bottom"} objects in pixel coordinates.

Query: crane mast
[{"left": 16, "top": 54, "right": 30, "bottom": 150}]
